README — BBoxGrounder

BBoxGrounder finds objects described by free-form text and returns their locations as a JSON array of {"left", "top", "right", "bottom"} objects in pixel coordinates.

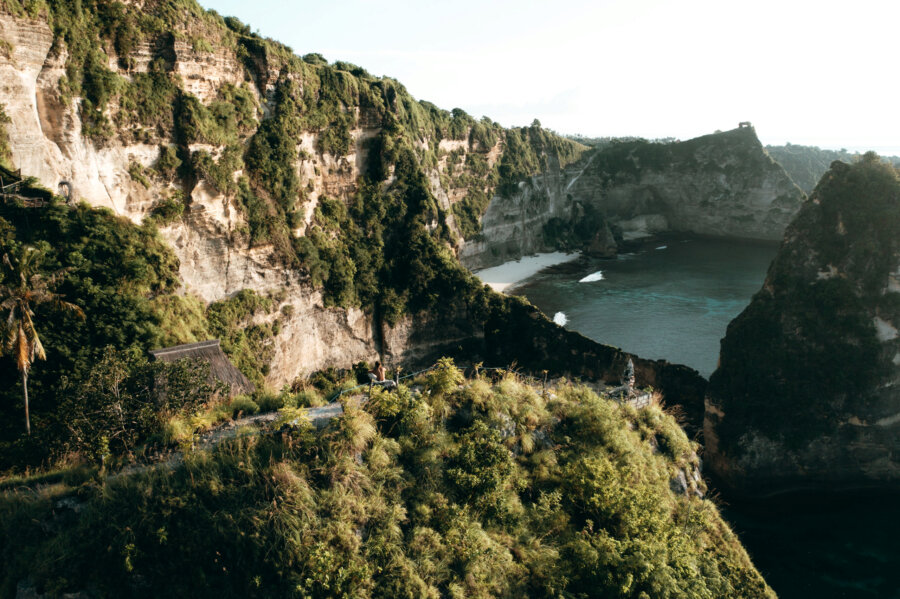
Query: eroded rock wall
[
  {"left": 459, "top": 150, "right": 601, "bottom": 270},
  {"left": 462, "top": 127, "right": 806, "bottom": 270},
  {"left": 0, "top": 10, "right": 535, "bottom": 387}
]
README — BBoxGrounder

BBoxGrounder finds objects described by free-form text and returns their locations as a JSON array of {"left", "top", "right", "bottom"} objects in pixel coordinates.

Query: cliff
[
  {"left": 0, "top": 1, "right": 584, "bottom": 388},
  {"left": 458, "top": 147, "right": 612, "bottom": 269},
  {"left": 705, "top": 154, "right": 900, "bottom": 497},
  {"left": 462, "top": 127, "right": 806, "bottom": 270}
]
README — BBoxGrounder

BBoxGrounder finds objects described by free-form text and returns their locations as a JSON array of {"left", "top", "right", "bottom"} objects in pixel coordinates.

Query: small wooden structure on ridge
[
  {"left": 149, "top": 339, "right": 255, "bottom": 397},
  {"left": 1, "top": 164, "right": 55, "bottom": 207}
]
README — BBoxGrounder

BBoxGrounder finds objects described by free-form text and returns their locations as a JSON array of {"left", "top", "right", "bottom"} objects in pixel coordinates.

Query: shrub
[
  {"left": 146, "top": 194, "right": 185, "bottom": 226},
  {"left": 255, "top": 390, "right": 284, "bottom": 412},
  {"left": 127, "top": 161, "right": 150, "bottom": 188},
  {"left": 227, "top": 395, "right": 259, "bottom": 419},
  {"left": 59, "top": 347, "right": 217, "bottom": 461},
  {"left": 423, "top": 357, "right": 464, "bottom": 397},
  {"left": 295, "top": 389, "right": 326, "bottom": 408},
  {"left": 154, "top": 145, "right": 182, "bottom": 180}
]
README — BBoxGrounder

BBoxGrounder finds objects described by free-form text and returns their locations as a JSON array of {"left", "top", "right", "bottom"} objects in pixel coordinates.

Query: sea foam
[
  {"left": 553, "top": 312, "right": 568, "bottom": 326},
  {"left": 579, "top": 271, "right": 604, "bottom": 283}
]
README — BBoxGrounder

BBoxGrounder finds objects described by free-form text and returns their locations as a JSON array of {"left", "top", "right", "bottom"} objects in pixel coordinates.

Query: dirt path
[{"left": 107, "top": 399, "right": 354, "bottom": 481}]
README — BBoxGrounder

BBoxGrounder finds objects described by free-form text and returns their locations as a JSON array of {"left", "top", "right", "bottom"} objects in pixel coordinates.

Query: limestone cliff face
[
  {"left": 458, "top": 151, "right": 592, "bottom": 269},
  {"left": 0, "top": 8, "right": 541, "bottom": 387},
  {"left": 0, "top": 12, "right": 372, "bottom": 385},
  {"left": 705, "top": 156, "right": 900, "bottom": 497},
  {"left": 462, "top": 127, "right": 805, "bottom": 270}
]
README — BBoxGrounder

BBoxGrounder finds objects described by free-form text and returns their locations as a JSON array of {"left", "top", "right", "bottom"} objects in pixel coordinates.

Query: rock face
[
  {"left": 705, "top": 156, "right": 900, "bottom": 497},
  {"left": 0, "top": 8, "right": 514, "bottom": 384},
  {"left": 458, "top": 151, "right": 601, "bottom": 269},
  {"left": 574, "top": 128, "right": 804, "bottom": 241},
  {"left": 461, "top": 127, "right": 805, "bottom": 270}
]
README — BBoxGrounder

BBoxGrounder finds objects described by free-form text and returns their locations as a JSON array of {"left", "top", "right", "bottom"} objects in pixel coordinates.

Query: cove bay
[{"left": 510, "top": 235, "right": 780, "bottom": 378}]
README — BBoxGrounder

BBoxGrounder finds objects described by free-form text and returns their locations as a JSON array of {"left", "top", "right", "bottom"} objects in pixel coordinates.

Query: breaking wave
[{"left": 579, "top": 271, "right": 605, "bottom": 283}]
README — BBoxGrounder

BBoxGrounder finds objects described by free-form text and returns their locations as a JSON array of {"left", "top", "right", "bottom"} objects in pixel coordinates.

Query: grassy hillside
[{"left": 1, "top": 362, "right": 773, "bottom": 598}]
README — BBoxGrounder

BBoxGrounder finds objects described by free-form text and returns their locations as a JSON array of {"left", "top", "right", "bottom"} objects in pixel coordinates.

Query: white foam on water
[
  {"left": 553, "top": 311, "right": 568, "bottom": 326},
  {"left": 579, "top": 271, "right": 605, "bottom": 283},
  {"left": 655, "top": 245, "right": 668, "bottom": 250}
]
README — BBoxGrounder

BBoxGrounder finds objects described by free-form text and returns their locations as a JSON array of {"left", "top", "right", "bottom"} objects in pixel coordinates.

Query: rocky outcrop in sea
[{"left": 705, "top": 154, "right": 900, "bottom": 497}]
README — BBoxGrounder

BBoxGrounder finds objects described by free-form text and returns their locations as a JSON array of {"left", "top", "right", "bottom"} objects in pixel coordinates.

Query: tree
[{"left": 0, "top": 246, "right": 83, "bottom": 435}]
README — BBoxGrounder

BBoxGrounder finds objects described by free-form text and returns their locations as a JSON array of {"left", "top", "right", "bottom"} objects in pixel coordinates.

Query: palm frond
[
  {"left": 4, "top": 311, "right": 16, "bottom": 347},
  {"left": 15, "top": 326, "right": 30, "bottom": 371},
  {"left": 32, "top": 333, "right": 46, "bottom": 361},
  {"left": 57, "top": 299, "right": 86, "bottom": 319}
]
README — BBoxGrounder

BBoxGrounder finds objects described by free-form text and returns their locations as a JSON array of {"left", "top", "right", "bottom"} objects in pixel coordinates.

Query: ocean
[{"left": 512, "top": 235, "right": 779, "bottom": 378}]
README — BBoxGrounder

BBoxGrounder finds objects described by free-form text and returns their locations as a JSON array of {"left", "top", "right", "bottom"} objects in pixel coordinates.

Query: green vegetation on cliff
[
  {"left": 0, "top": 197, "right": 197, "bottom": 464},
  {"left": 0, "top": 102, "right": 11, "bottom": 168},
  {"left": 0, "top": 195, "right": 293, "bottom": 467},
  {"left": 589, "top": 128, "right": 777, "bottom": 181},
  {"left": 1, "top": 363, "right": 772, "bottom": 598},
  {"left": 0, "top": 0, "right": 585, "bottom": 307}
]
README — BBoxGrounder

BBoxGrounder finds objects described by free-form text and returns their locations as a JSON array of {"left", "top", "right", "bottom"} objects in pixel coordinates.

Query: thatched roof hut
[{"left": 149, "top": 339, "right": 255, "bottom": 397}]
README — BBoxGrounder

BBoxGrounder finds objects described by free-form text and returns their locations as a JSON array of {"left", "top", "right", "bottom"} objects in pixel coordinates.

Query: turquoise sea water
[
  {"left": 513, "top": 235, "right": 900, "bottom": 598},
  {"left": 513, "top": 235, "right": 779, "bottom": 377}
]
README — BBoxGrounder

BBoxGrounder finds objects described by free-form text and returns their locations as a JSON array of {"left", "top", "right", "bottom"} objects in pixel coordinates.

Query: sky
[{"left": 198, "top": 0, "right": 900, "bottom": 154}]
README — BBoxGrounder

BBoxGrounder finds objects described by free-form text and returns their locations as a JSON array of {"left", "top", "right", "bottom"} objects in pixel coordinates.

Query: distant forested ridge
[{"left": 766, "top": 143, "right": 900, "bottom": 192}]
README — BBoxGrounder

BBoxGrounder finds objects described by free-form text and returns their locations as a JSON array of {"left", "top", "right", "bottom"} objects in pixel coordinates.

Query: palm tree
[{"left": 0, "top": 246, "right": 83, "bottom": 434}]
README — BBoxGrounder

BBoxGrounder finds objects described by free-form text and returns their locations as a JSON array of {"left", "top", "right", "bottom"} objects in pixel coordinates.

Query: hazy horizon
[{"left": 199, "top": 0, "right": 900, "bottom": 156}]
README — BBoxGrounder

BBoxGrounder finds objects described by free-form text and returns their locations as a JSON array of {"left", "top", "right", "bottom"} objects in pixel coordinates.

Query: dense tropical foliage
[{"left": 1, "top": 363, "right": 773, "bottom": 598}]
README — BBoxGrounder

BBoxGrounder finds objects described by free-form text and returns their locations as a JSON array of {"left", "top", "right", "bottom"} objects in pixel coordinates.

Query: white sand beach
[{"left": 474, "top": 252, "right": 580, "bottom": 292}]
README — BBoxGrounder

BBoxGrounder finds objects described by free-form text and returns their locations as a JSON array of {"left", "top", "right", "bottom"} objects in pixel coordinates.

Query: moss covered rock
[{"left": 705, "top": 154, "right": 900, "bottom": 497}]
